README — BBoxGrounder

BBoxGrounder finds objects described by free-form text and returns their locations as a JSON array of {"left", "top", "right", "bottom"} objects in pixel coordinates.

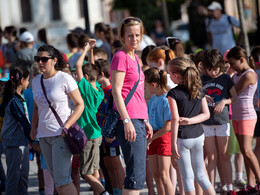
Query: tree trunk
[
  {"left": 161, "top": 0, "right": 170, "bottom": 36},
  {"left": 236, "top": 0, "right": 250, "bottom": 54}
]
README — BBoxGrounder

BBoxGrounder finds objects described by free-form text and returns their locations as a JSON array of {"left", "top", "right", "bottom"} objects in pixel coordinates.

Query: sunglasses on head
[
  {"left": 123, "top": 17, "right": 141, "bottom": 24},
  {"left": 34, "top": 56, "right": 53, "bottom": 63}
]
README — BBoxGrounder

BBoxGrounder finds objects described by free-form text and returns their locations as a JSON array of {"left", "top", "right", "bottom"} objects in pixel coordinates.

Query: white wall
[{"left": 0, "top": 0, "right": 108, "bottom": 52}]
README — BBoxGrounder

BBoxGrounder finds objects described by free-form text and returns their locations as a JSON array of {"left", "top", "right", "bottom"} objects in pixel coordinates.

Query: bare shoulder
[{"left": 243, "top": 70, "right": 257, "bottom": 83}]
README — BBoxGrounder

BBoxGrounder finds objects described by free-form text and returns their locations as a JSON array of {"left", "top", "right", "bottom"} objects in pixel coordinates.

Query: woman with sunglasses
[
  {"left": 30, "top": 45, "right": 84, "bottom": 195},
  {"left": 110, "top": 17, "right": 153, "bottom": 194}
]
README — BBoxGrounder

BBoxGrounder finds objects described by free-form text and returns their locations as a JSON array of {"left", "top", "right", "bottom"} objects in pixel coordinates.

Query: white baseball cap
[
  {"left": 20, "top": 31, "right": 34, "bottom": 42},
  {"left": 208, "top": 1, "right": 222, "bottom": 11}
]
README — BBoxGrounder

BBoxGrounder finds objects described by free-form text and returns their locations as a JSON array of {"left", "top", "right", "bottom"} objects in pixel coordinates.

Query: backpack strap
[
  {"left": 206, "top": 18, "right": 212, "bottom": 29},
  {"left": 227, "top": 16, "right": 233, "bottom": 26}
]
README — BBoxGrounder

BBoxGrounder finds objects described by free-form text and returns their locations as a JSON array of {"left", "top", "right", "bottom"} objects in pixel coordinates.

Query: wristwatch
[{"left": 123, "top": 118, "right": 130, "bottom": 124}]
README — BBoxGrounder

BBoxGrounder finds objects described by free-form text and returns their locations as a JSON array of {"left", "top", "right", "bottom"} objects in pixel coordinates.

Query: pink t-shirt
[{"left": 110, "top": 50, "right": 148, "bottom": 119}]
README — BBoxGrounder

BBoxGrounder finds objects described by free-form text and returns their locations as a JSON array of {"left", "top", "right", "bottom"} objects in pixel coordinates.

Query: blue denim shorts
[{"left": 116, "top": 119, "right": 147, "bottom": 190}]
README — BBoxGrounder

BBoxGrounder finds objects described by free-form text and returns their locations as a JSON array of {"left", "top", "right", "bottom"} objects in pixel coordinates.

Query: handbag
[
  {"left": 40, "top": 75, "right": 87, "bottom": 154},
  {"left": 101, "top": 57, "right": 141, "bottom": 138}
]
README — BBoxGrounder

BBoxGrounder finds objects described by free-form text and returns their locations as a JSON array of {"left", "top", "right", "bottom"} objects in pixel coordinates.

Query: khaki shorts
[{"left": 80, "top": 136, "right": 102, "bottom": 175}]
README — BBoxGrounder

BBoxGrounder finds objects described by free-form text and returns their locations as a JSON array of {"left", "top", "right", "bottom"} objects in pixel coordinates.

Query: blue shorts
[{"left": 116, "top": 119, "right": 147, "bottom": 190}]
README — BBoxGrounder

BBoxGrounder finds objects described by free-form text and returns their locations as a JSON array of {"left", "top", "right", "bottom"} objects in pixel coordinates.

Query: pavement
[
  {"left": 0, "top": 154, "right": 150, "bottom": 195},
  {"left": 0, "top": 147, "right": 250, "bottom": 195}
]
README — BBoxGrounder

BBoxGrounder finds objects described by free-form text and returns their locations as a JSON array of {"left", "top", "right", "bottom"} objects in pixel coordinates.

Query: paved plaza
[{"left": 0, "top": 145, "right": 251, "bottom": 195}]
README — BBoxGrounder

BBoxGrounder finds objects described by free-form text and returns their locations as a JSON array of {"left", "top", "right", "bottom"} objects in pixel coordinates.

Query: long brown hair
[
  {"left": 227, "top": 46, "right": 256, "bottom": 70},
  {"left": 168, "top": 57, "right": 202, "bottom": 100}
]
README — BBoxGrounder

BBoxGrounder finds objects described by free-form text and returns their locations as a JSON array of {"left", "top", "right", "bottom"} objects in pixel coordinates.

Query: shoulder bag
[
  {"left": 40, "top": 75, "right": 87, "bottom": 154},
  {"left": 102, "top": 58, "right": 140, "bottom": 138}
]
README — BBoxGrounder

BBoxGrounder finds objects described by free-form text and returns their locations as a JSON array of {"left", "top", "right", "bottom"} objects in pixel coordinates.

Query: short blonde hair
[{"left": 118, "top": 17, "right": 144, "bottom": 44}]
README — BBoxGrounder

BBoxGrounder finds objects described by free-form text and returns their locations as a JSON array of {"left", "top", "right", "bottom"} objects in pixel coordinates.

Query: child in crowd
[
  {"left": 223, "top": 50, "right": 246, "bottom": 189},
  {"left": 74, "top": 39, "right": 107, "bottom": 195},
  {"left": 23, "top": 63, "right": 45, "bottom": 195},
  {"left": 92, "top": 46, "right": 112, "bottom": 192},
  {"left": 146, "top": 46, "right": 182, "bottom": 194},
  {"left": 94, "top": 23, "right": 114, "bottom": 62},
  {"left": 140, "top": 45, "right": 156, "bottom": 195},
  {"left": 146, "top": 46, "right": 177, "bottom": 88},
  {"left": 190, "top": 50, "right": 205, "bottom": 75},
  {"left": 0, "top": 66, "right": 31, "bottom": 194},
  {"left": 69, "top": 34, "right": 90, "bottom": 70},
  {"left": 201, "top": 49, "right": 237, "bottom": 194},
  {"left": 0, "top": 73, "right": 9, "bottom": 193},
  {"left": 166, "top": 37, "right": 185, "bottom": 57},
  {"left": 66, "top": 33, "right": 79, "bottom": 60},
  {"left": 141, "top": 45, "right": 156, "bottom": 71},
  {"left": 227, "top": 46, "right": 260, "bottom": 194},
  {"left": 3, "top": 26, "right": 18, "bottom": 69},
  {"left": 144, "top": 67, "right": 174, "bottom": 195},
  {"left": 167, "top": 57, "right": 215, "bottom": 195},
  {"left": 93, "top": 47, "right": 108, "bottom": 61},
  {"left": 96, "top": 59, "right": 125, "bottom": 195}
]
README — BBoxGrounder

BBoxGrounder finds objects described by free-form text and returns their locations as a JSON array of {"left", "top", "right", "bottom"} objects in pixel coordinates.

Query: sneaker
[
  {"left": 227, "top": 189, "right": 236, "bottom": 195},
  {"left": 220, "top": 185, "right": 228, "bottom": 195},
  {"left": 236, "top": 185, "right": 258, "bottom": 195},
  {"left": 235, "top": 178, "right": 247, "bottom": 189}
]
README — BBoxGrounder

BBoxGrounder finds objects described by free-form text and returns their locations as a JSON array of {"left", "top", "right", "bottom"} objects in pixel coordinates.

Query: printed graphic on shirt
[
  {"left": 203, "top": 82, "right": 224, "bottom": 107},
  {"left": 201, "top": 74, "right": 234, "bottom": 125}
]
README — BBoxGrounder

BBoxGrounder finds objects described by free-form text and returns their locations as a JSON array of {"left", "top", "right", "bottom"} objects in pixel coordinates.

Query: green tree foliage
[{"left": 112, "top": 0, "right": 183, "bottom": 34}]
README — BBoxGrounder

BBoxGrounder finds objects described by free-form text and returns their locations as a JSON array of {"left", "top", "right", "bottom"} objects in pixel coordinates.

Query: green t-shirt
[{"left": 77, "top": 77, "right": 104, "bottom": 139}]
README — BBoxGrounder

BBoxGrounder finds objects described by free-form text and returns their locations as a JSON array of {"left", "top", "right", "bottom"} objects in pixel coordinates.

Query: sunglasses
[
  {"left": 34, "top": 56, "right": 53, "bottom": 63},
  {"left": 123, "top": 17, "right": 141, "bottom": 24}
]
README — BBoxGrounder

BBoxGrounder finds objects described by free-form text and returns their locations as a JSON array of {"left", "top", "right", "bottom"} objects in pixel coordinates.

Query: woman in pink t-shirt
[
  {"left": 110, "top": 17, "right": 153, "bottom": 194},
  {"left": 227, "top": 46, "right": 260, "bottom": 193}
]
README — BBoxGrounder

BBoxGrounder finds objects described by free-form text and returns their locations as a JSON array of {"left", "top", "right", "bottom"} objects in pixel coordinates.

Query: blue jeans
[
  {"left": 5, "top": 145, "right": 29, "bottom": 195},
  {"left": 116, "top": 119, "right": 147, "bottom": 190},
  {"left": 0, "top": 143, "right": 6, "bottom": 182}
]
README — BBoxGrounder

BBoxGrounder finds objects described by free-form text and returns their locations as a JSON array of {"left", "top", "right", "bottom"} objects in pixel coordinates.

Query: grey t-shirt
[
  {"left": 206, "top": 14, "right": 240, "bottom": 55},
  {"left": 14, "top": 47, "right": 37, "bottom": 72},
  {"left": 201, "top": 74, "right": 234, "bottom": 125}
]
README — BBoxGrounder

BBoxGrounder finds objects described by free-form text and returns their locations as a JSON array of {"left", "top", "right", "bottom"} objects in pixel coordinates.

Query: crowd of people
[{"left": 0, "top": 2, "right": 259, "bottom": 195}]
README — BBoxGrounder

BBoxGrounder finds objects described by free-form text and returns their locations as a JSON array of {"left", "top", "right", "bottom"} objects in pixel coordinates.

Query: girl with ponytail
[
  {"left": 167, "top": 57, "right": 215, "bottom": 195},
  {"left": 0, "top": 66, "right": 31, "bottom": 194},
  {"left": 227, "top": 46, "right": 260, "bottom": 194},
  {"left": 94, "top": 22, "right": 114, "bottom": 62},
  {"left": 144, "top": 67, "right": 174, "bottom": 195}
]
